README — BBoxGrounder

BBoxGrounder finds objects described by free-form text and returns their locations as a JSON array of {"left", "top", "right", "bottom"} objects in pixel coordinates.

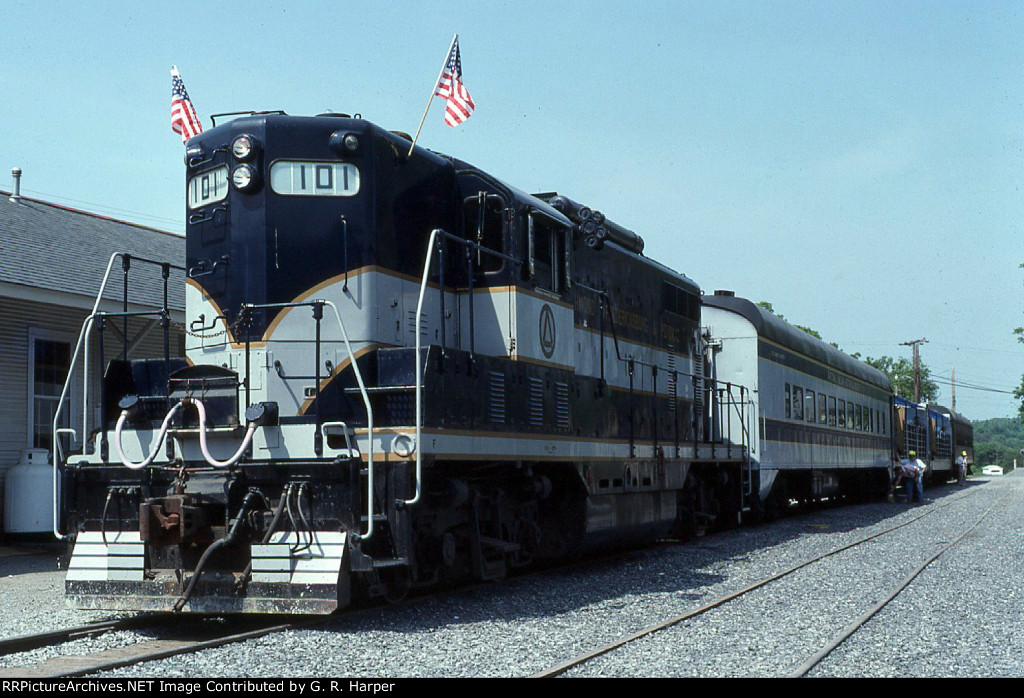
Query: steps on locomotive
[
  {"left": 355, "top": 450, "right": 413, "bottom": 574},
  {"left": 341, "top": 346, "right": 429, "bottom": 425}
]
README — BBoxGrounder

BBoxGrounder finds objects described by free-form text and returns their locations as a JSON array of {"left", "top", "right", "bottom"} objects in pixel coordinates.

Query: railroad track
[
  {"left": 0, "top": 484, "right": 996, "bottom": 678},
  {"left": 532, "top": 485, "right": 999, "bottom": 678},
  {"left": 0, "top": 529, "right": 683, "bottom": 679},
  {"left": 0, "top": 564, "right": 532, "bottom": 678},
  {"left": 0, "top": 616, "right": 158, "bottom": 658},
  {"left": 0, "top": 615, "right": 325, "bottom": 678}
]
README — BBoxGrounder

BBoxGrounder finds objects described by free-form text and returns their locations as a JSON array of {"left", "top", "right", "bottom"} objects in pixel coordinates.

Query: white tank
[{"left": 3, "top": 448, "right": 53, "bottom": 534}]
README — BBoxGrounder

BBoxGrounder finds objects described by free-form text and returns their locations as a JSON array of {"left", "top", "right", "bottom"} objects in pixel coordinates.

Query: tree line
[{"left": 972, "top": 418, "right": 1023, "bottom": 469}]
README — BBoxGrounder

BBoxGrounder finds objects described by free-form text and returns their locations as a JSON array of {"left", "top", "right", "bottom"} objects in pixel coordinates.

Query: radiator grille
[
  {"left": 555, "top": 381, "right": 571, "bottom": 430},
  {"left": 488, "top": 371, "right": 506, "bottom": 424},
  {"left": 528, "top": 377, "right": 544, "bottom": 428}
]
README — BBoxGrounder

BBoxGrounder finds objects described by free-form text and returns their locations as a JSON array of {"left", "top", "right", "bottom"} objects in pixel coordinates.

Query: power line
[
  {"left": 19, "top": 187, "right": 184, "bottom": 230},
  {"left": 933, "top": 374, "right": 1019, "bottom": 390},
  {"left": 943, "top": 369, "right": 1022, "bottom": 386},
  {"left": 837, "top": 340, "right": 1023, "bottom": 357}
]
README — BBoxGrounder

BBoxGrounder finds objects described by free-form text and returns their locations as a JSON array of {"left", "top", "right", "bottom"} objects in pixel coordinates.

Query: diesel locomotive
[
  {"left": 892, "top": 397, "right": 974, "bottom": 482},
  {"left": 57, "top": 112, "right": 752, "bottom": 613},
  {"left": 55, "top": 112, "right": 968, "bottom": 614}
]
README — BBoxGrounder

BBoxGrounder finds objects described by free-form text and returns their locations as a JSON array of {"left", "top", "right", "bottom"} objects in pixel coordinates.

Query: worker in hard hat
[
  {"left": 955, "top": 450, "right": 969, "bottom": 486},
  {"left": 899, "top": 450, "right": 927, "bottom": 503}
]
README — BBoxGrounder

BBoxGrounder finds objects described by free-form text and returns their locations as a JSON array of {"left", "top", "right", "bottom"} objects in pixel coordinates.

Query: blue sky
[{"left": 2, "top": 1, "right": 1021, "bottom": 420}]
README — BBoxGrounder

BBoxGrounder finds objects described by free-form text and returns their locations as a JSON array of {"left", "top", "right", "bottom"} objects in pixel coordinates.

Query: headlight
[
  {"left": 329, "top": 131, "right": 360, "bottom": 155},
  {"left": 231, "top": 135, "right": 257, "bottom": 161},
  {"left": 184, "top": 145, "right": 204, "bottom": 167},
  {"left": 231, "top": 164, "right": 259, "bottom": 192}
]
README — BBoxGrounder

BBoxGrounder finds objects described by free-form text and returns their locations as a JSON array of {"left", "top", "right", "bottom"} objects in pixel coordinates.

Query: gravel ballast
[{"left": 1, "top": 473, "right": 1020, "bottom": 678}]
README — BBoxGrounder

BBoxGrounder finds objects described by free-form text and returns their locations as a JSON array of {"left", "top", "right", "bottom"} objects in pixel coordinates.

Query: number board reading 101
[
  {"left": 187, "top": 166, "right": 229, "bottom": 210},
  {"left": 270, "top": 161, "right": 360, "bottom": 197}
]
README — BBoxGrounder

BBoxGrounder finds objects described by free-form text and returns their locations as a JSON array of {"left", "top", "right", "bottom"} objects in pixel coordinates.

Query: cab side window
[
  {"left": 529, "top": 211, "right": 570, "bottom": 294},
  {"left": 463, "top": 191, "right": 505, "bottom": 273}
]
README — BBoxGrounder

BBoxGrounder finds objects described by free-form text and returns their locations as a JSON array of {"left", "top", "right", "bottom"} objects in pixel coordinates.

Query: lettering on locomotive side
[
  {"left": 661, "top": 320, "right": 688, "bottom": 350},
  {"left": 575, "top": 294, "right": 599, "bottom": 326},
  {"left": 572, "top": 294, "right": 651, "bottom": 336},
  {"left": 612, "top": 305, "right": 649, "bottom": 334}
]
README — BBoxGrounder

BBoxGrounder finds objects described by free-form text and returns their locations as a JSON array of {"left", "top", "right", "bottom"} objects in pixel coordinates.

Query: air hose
[{"left": 173, "top": 490, "right": 259, "bottom": 612}]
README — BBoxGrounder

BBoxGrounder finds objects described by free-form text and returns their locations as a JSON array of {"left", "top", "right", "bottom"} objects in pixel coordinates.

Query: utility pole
[
  {"left": 951, "top": 367, "right": 956, "bottom": 412},
  {"left": 900, "top": 338, "right": 928, "bottom": 403}
]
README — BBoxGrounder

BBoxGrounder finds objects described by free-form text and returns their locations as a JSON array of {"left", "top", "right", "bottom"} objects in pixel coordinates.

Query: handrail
[
  {"left": 321, "top": 421, "right": 354, "bottom": 454},
  {"left": 320, "top": 300, "right": 375, "bottom": 541},
  {"left": 409, "top": 228, "right": 517, "bottom": 507},
  {"left": 410, "top": 229, "right": 440, "bottom": 508},
  {"left": 54, "top": 428, "right": 78, "bottom": 469},
  {"left": 52, "top": 252, "right": 185, "bottom": 540},
  {"left": 575, "top": 284, "right": 754, "bottom": 464},
  {"left": 240, "top": 298, "right": 375, "bottom": 540},
  {"left": 410, "top": 228, "right": 757, "bottom": 510},
  {"left": 728, "top": 386, "right": 757, "bottom": 498},
  {"left": 52, "top": 253, "right": 121, "bottom": 540}
]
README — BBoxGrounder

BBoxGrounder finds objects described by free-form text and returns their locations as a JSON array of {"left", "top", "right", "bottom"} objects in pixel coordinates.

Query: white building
[{"left": 0, "top": 173, "right": 184, "bottom": 533}]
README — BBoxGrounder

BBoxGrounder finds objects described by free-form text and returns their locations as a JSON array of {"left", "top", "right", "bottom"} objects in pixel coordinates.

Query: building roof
[{"left": 0, "top": 189, "right": 184, "bottom": 312}]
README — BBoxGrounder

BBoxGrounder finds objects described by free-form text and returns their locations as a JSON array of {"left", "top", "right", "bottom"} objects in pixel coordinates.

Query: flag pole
[{"left": 407, "top": 34, "right": 458, "bottom": 158}]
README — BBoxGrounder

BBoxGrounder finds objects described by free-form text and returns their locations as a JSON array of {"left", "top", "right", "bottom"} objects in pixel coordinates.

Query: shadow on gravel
[
  {"left": 0, "top": 544, "right": 64, "bottom": 578},
  {"left": 2, "top": 480, "right": 1003, "bottom": 640},
  {"left": 314, "top": 480, "right": 994, "bottom": 637}
]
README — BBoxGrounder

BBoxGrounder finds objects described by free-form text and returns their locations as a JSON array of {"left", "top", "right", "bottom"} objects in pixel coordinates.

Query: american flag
[
  {"left": 170, "top": 66, "right": 203, "bottom": 144},
  {"left": 434, "top": 38, "right": 474, "bottom": 127}
]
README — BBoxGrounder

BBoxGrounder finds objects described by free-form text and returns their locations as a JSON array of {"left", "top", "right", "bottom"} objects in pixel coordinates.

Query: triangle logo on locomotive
[{"left": 539, "top": 304, "right": 557, "bottom": 359}]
